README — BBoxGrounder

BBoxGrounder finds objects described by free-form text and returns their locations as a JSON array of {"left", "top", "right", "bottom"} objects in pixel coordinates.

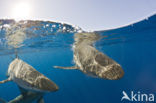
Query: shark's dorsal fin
[{"left": 14, "top": 48, "right": 19, "bottom": 59}]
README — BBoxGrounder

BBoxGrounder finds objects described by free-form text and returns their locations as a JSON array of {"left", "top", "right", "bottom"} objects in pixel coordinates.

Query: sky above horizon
[{"left": 0, "top": 0, "right": 156, "bottom": 31}]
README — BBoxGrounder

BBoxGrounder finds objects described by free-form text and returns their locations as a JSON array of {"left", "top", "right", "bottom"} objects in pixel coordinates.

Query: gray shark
[
  {"left": 54, "top": 32, "right": 124, "bottom": 80},
  {"left": 0, "top": 58, "right": 59, "bottom": 103},
  {"left": 0, "top": 88, "right": 44, "bottom": 103}
]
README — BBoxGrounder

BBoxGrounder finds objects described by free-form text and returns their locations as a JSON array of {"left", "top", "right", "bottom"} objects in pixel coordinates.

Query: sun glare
[{"left": 11, "top": 2, "right": 31, "bottom": 21}]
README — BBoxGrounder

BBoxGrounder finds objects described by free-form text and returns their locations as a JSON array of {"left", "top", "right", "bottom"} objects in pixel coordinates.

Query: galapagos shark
[
  {"left": 0, "top": 57, "right": 59, "bottom": 103},
  {"left": 54, "top": 32, "right": 124, "bottom": 80},
  {"left": 0, "top": 89, "right": 44, "bottom": 103}
]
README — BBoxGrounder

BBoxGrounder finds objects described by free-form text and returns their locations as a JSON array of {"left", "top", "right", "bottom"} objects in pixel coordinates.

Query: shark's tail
[{"left": 0, "top": 98, "right": 7, "bottom": 103}]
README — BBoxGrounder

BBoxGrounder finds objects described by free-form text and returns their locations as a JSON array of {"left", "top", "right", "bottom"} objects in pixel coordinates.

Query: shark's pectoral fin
[
  {"left": 37, "top": 97, "right": 44, "bottom": 103},
  {"left": 0, "top": 77, "right": 12, "bottom": 84},
  {"left": 8, "top": 95, "right": 24, "bottom": 103},
  {"left": 53, "top": 66, "right": 78, "bottom": 70}
]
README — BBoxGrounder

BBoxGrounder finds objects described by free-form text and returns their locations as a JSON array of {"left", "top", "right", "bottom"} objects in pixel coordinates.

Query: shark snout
[
  {"left": 35, "top": 77, "right": 59, "bottom": 92},
  {"left": 101, "top": 64, "right": 124, "bottom": 80}
]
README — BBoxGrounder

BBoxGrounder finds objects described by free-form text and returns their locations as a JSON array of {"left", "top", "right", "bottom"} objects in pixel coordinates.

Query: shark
[
  {"left": 0, "top": 57, "right": 59, "bottom": 103},
  {"left": 54, "top": 32, "right": 124, "bottom": 80}
]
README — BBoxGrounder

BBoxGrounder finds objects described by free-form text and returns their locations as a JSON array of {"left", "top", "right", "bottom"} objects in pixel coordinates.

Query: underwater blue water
[{"left": 0, "top": 14, "right": 156, "bottom": 103}]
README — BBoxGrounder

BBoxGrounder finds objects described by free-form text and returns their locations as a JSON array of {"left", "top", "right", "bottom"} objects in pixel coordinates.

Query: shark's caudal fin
[
  {"left": 53, "top": 66, "right": 78, "bottom": 70},
  {"left": 0, "top": 77, "right": 12, "bottom": 84}
]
